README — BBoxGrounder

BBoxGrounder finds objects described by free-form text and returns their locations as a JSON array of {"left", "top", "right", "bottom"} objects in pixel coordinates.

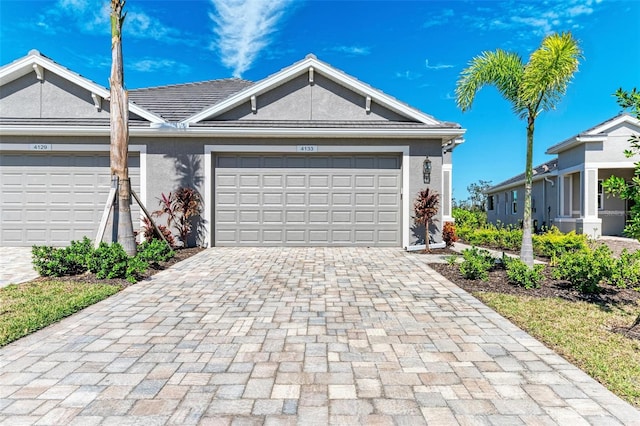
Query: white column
[{"left": 578, "top": 167, "right": 602, "bottom": 238}]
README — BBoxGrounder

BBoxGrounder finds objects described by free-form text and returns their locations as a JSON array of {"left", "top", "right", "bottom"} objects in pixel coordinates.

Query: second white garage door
[{"left": 214, "top": 154, "right": 402, "bottom": 246}]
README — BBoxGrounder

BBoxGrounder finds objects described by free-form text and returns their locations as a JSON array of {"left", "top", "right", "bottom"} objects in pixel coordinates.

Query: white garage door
[
  {"left": 0, "top": 152, "right": 140, "bottom": 246},
  {"left": 214, "top": 154, "right": 401, "bottom": 246}
]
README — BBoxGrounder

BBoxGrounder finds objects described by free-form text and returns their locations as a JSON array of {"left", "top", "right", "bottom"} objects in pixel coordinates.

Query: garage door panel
[
  {"left": 217, "top": 210, "right": 236, "bottom": 223},
  {"left": 286, "top": 211, "right": 305, "bottom": 223},
  {"left": 263, "top": 175, "right": 283, "bottom": 187},
  {"left": 263, "top": 230, "right": 283, "bottom": 242},
  {"left": 263, "top": 211, "right": 283, "bottom": 223},
  {"left": 286, "top": 193, "right": 305, "bottom": 205},
  {"left": 214, "top": 154, "right": 401, "bottom": 246},
  {"left": 216, "top": 175, "right": 237, "bottom": 187},
  {"left": 1, "top": 152, "right": 140, "bottom": 246},
  {"left": 263, "top": 193, "right": 283, "bottom": 205},
  {"left": 286, "top": 175, "right": 306, "bottom": 187}
]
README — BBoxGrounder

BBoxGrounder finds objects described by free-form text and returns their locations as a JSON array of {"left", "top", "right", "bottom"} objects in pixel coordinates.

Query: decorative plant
[
  {"left": 141, "top": 216, "right": 177, "bottom": 248},
  {"left": 442, "top": 221, "right": 458, "bottom": 247},
  {"left": 414, "top": 188, "right": 439, "bottom": 252},
  {"left": 152, "top": 187, "right": 202, "bottom": 247}
]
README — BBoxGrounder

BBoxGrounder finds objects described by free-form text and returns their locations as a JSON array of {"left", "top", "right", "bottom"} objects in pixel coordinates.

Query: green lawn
[
  {"left": 476, "top": 292, "right": 640, "bottom": 407},
  {"left": 0, "top": 280, "right": 121, "bottom": 347}
]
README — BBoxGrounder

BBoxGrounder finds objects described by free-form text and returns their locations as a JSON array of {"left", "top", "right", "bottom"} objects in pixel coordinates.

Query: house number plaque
[
  {"left": 30, "top": 144, "right": 52, "bottom": 151},
  {"left": 297, "top": 145, "right": 317, "bottom": 152}
]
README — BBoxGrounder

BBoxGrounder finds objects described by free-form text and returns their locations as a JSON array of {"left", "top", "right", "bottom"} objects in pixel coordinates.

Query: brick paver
[{"left": 1, "top": 247, "right": 638, "bottom": 424}]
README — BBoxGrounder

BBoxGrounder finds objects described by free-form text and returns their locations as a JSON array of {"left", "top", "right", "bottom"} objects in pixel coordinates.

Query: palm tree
[
  {"left": 109, "top": 0, "right": 136, "bottom": 256},
  {"left": 456, "top": 32, "right": 582, "bottom": 266}
]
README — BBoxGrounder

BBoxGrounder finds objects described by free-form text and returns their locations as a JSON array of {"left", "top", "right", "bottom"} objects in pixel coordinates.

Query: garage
[
  {"left": 0, "top": 152, "right": 140, "bottom": 246},
  {"left": 213, "top": 154, "right": 402, "bottom": 246}
]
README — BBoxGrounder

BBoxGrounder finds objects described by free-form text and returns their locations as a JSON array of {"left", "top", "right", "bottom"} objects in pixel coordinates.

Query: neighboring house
[
  {"left": 0, "top": 50, "right": 465, "bottom": 248},
  {"left": 486, "top": 114, "right": 640, "bottom": 238}
]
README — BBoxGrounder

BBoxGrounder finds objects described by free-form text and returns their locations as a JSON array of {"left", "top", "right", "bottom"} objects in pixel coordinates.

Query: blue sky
[{"left": 1, "top": 0, "right": 639, "bottom": 201}]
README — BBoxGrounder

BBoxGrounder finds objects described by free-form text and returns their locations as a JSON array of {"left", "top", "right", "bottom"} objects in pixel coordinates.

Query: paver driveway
[{"left": 1, "top": 247, "right": 638, "bottom": 425}]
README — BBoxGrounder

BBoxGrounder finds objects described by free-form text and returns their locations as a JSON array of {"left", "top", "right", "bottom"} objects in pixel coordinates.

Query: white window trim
[{"left": 204, "top": 144, "right": 410, "bottom": 248}]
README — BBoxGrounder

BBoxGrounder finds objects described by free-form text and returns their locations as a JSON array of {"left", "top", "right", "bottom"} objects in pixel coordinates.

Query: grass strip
[
  {"left": 475, "top": 292, "right": 640, "bottom": 407},
  {"left": 0, "top": 281, "right": 121, "bottom": 347}
]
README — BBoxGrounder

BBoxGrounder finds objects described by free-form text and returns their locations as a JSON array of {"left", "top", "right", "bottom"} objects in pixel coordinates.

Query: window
[
  {"left": 597, "top": 179, "right": 604, "bottom": 210},
  {"left": 488, "top": 195, "right": 495, "bottom": 211},
  {"left": 504, "top": 192, "right": 509, "bottom": 215},
  {"left": 511, "top": 190, "right": 518, "bottom": 214}
]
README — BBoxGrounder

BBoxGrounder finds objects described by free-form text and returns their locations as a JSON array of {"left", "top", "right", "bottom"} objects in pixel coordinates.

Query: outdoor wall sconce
[{"left": 423, "top": 156, "right": 432, "bottom": 184}]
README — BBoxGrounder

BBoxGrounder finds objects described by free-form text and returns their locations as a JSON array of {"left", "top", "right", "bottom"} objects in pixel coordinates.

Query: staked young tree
[
  {"left": 456, "top": 32, "right": 582, "bottom": 266},
  {"left": 109, "top": 0, "right": 136, "bottom": 256}
]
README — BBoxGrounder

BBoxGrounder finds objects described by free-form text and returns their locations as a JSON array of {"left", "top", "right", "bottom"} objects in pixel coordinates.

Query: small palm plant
[{"left": 414, "top": 188, "right": 439, "bottom": 252}]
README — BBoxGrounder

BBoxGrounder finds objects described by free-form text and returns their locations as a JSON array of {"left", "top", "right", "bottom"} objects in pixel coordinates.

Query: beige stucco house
[{"left": 0, "top": 50, "right": 465, "bottom": 248}]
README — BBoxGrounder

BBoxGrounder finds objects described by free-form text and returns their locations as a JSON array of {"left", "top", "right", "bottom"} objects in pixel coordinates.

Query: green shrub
[
  {"left": 31, "top": 237, "right": 93, "bottom": 277},
  {"left": 452, "top": 208, "right": 487, "bottom": 229},
  {"left": 505, "top": 257, "right": 544, "bottom": 289},
  {"left": 609, "top": 249, "right": 640, "bottom": 289},
  {"left": 88, "top": 242, "right": 147, "bottom": 283},
  {"left": 459, "top": 247, "right": 495, "bottom": 281},
  {"left": 552, "top": 245, "right": 614, "bottom": 293},
  {"left": 532, "top": 228, "right": 588, "bottom": 258},
  {"left": 136, "top": 239, "right": 175, "bottom": 263}
]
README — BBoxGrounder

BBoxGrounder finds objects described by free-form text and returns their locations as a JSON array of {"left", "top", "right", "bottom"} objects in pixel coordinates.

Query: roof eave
[
  {"left": 0, "top": 125, "right": 466, "bottom": 142},
  {"left": 545, "top": 134, "right": 606, "bottom": 154},
  {"left": 486, "top": 171, "right": 559, "bottom": 193}
]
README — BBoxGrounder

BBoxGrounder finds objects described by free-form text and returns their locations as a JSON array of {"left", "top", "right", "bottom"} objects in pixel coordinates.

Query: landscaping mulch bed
[
  {"left": 33, "top": 247, "right": 204, "bottom": 288},
  {"left": 427, "top": 256, "right": 640, "bottom": 339}
]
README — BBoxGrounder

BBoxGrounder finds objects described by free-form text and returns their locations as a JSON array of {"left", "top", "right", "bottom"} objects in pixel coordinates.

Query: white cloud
[
  {"left": 325, "top": 45, "right": 371, "bottom": 56},
  {"left": 130, "top": 58, "right": 190, "bottom": 74},
  {"left": 210, "top": 0, "right": 294, "bottom": 78},
  {"left": 462, "top": 0, "right": 604, "bottom": 37},
  {"left": 39, "top": 0, "right": 183, "bottom": 43},
  {"left": 425, "top": 59, "right": 454, "bottom": 70},
  {"left": 395, "top": 70, "right": 422, "bottom": 80},
  {"left": 423, "top": 9, "right": 454, "bottom": 28}
]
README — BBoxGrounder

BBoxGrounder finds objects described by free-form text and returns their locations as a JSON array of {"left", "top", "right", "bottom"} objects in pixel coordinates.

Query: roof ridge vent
[{"left": 28, "top": 49, "right": 41, "bottom": 56}]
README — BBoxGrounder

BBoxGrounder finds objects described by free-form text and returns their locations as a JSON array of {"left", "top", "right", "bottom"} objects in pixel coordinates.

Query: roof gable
[
  {"left": 546, "top": 113, "right": 640, "bottom": 154},
  {"left": 0, "top": 50, "right": 164, "bottom": 124},
  {"left": 182, "top": 54, "right": 443, "bottom": 126}
]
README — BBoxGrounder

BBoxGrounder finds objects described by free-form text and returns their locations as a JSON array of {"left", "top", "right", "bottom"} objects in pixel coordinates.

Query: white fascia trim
[
  {"left": 203, "top": 144, "right": 410, "bottom": 249},
  {"left": 181, "top": 127, "right": 464, "bottom": 140},
  {"left": 0, "top": 54, "right": 164, "bottom": 124},
  {"left": 546, "top": 135, "right": 606, "bottom": 154},
  {"left": 0, "top": 143, "right": 147, "bottom": 208},
  {"left": 584, "top": 161, "right": 638, "bottom": 169},
  {"left": 586, "top": 114, "right": 640, "bottom": 135},
  {"left": 0, "top": 125, "right": 466, "bottom": 143},
  {"left": 183, "top": 57, "right": 441, "bottom": 125}
]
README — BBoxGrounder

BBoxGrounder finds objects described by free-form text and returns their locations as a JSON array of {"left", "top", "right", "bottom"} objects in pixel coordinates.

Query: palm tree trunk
[
  {"left": 109, "top": 0, "right": 136, "bottom": 256},
  {"left": 520, "top": 115, "right": 535, "bottom": 266}
]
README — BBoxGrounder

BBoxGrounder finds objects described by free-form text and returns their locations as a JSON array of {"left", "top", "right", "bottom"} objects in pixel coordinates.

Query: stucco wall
[
  {"left": 217, "top": 74, "right": 408, "bottom": 122},
  {"left": 0, "top": 71, "right": 111, "bottom": 119}
]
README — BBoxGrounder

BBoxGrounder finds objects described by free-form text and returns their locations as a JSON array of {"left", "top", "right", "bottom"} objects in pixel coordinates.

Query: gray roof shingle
[
  {"left": 487, "top": 159, "right": 558, "bottom": 192},
  {"left": 128, "top": 79, "right": 254, "bottom": 122}
]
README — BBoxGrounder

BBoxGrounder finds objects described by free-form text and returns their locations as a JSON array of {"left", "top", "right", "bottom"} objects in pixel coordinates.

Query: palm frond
[
  {"left": 455, "top": 49, "right": 525, "bottom": 114},
  {"left": 522, "top": 32, "right": 582, "bottom": 114}
]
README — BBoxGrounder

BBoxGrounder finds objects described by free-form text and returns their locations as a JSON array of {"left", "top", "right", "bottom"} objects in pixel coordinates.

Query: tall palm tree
[
  {"left": 456, "top": 32, "right": 582, "bottom": 266},
  {"left": 109, "top": 0, "right": 136, "bottom": 256}
]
